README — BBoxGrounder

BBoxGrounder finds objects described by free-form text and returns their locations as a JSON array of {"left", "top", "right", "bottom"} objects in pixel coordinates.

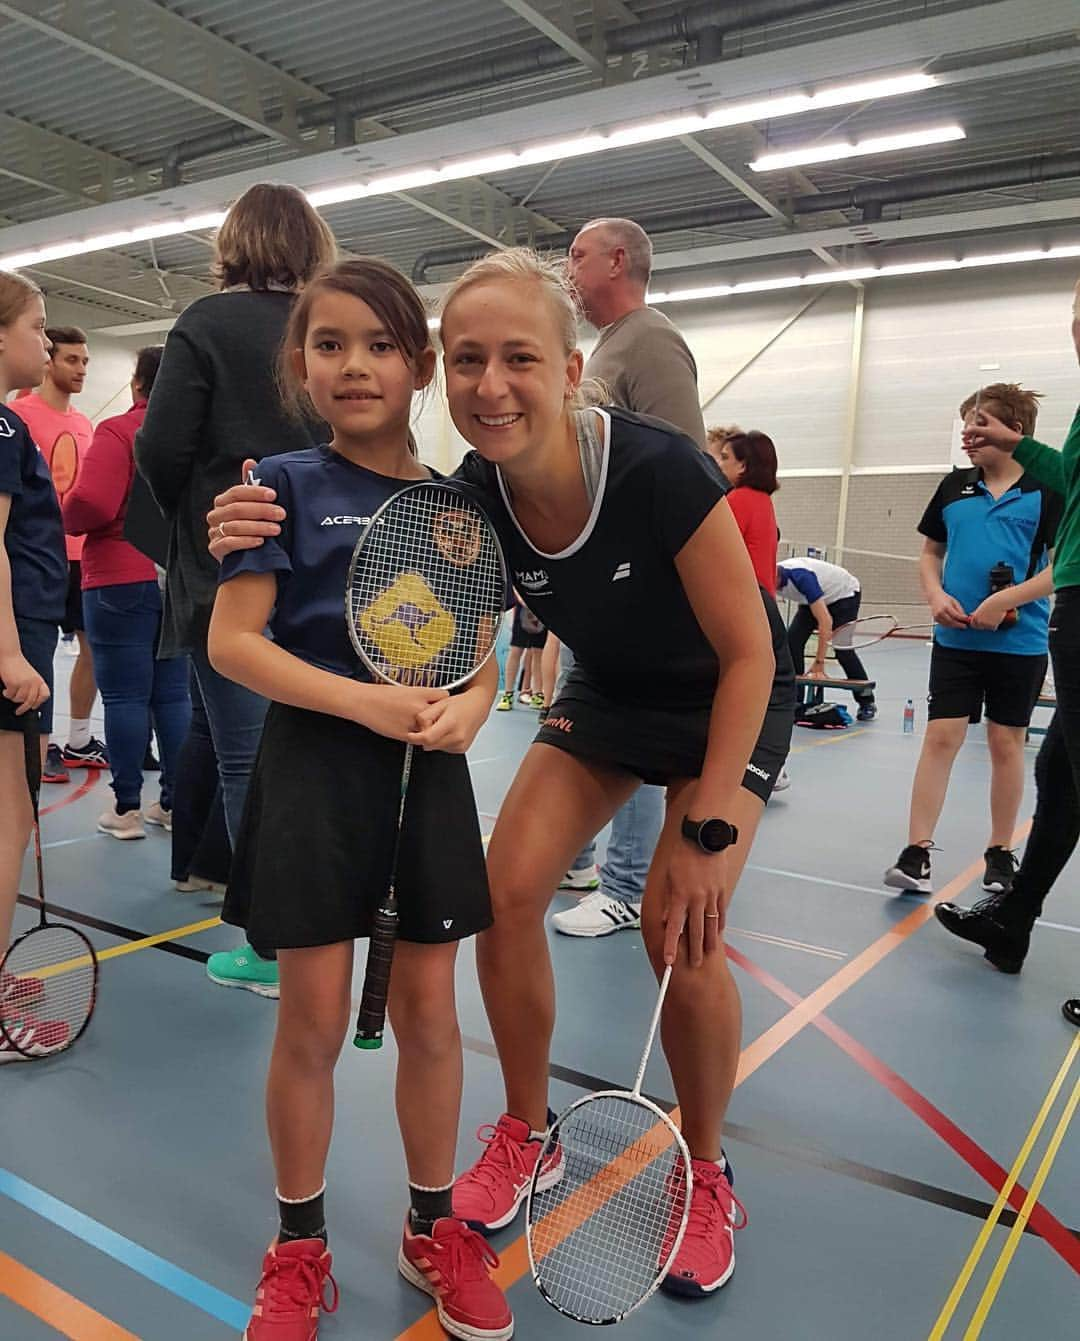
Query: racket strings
[
  {"left": 347, "top": 485, "right": 504, "bottom": 689},
  {"left": 0, "top": 926, "right": 96, "bottom": 1056},
  {"left": 528, "top": 1094, "right": 688, "bottom": 1323}
]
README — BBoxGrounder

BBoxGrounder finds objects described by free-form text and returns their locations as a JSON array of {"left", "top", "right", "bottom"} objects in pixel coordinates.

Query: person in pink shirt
[
  {"left": 707, "top": 427, "right": 780, "bottom": 594},
  {"left": 63, "top": 347, "right": 190, "bottom": 839},
  {"left": 10, "top": 326, "right": 105, "bottom": 781}
]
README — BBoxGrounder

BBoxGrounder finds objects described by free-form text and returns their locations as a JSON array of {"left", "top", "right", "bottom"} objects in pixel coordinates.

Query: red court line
[
  {"left": 0, "top": 1249, "right": 139, "bottom": 1339},
  {"left": 726, "top": 944, "right": 1080, "bottom": 1274},
  {"left": 41, "top": 769, "right": 101, "bottom": 816}
]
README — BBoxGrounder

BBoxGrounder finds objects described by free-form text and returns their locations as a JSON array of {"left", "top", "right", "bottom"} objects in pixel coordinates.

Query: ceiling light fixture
[
  {"left": 749, "top": 124, "right": 966, "bottom": 172},
  {"left": 1, "top": 72, "right": 938, "bottom": 271},
  {"left": 647, "top": 244, "right": 1080, "bottom": 306}
]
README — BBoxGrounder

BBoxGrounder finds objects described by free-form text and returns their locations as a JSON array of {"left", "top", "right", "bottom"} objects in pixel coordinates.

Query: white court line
[
  {"left": 42, "top": 834, "right": 103, "bottom": 851},
  {"left": 748, "top": 862, "right": 1080, "bottom": 938},
  {"left": 748, "top": 862, "right": 895, "bottom": 900},
  {"left": 726, "top": 924, "right": 846, "bottom": 960}
]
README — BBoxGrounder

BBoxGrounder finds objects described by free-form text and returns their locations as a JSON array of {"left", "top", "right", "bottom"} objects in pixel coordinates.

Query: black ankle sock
[
  {"left": 277, "top": 1187, "right": 327, "bottom": 1245},
  {"left": 408, "top": 1183, "right": 453, "bottom": 1236}
]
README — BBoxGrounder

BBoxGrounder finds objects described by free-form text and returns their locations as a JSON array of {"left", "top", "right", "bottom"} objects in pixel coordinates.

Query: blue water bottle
[{"left": 903, "top": 698, "right": 915, "bottom": 734}]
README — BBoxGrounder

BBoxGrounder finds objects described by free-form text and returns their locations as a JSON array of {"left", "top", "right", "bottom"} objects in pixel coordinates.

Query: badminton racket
[
  {"left": 0, "top": 715, "right": 97, "bottom": 1060},
  {"left": 831, "top": 614, "right": 933, "bottom": 650},
  {"left": 348, "top": 480, "right": 505, "bottom": 1050},
  {"left": 526, "top": 964, "right": 693, "bottom": 1324}
]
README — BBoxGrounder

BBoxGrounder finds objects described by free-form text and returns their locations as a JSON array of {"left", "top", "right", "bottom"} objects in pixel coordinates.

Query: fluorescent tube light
[
  {"left": 749, "top": 124, "right": 966, "bottom": 172},
  {"left": 1, "top": 70, "right": 938, "bottom": 271},
  {"left": 647, "top": 244, "right": 1080, "bottom": 306}
]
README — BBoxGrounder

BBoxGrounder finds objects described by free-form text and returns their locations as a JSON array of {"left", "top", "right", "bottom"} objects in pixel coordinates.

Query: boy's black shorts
[{"left": 927, "top": 643, "right": 1047, "bottom": 728}]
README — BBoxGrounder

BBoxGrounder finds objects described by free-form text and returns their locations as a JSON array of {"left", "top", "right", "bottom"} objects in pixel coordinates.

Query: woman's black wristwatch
[{"left": 681, "top": 817, "right": 739, "bottom": 853}]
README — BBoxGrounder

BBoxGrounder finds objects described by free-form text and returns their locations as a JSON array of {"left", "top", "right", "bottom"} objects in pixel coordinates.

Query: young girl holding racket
[
  {"left": 207, "top": 259, "right": 510, "bottom": 1341},
  {"left": 0, "top": 272, "right": 71, "bottom": 1052},
  {"left": 212, "top": 248, "right": 793, "bottom": 1302}
]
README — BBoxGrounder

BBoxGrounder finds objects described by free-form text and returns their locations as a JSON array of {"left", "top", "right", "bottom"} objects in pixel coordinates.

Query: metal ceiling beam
[
  {"left": 648, "top": 197, "right": 1080, "bottom": 273},
  {"left": 23, "top": 247, "right": 215, "bottom": 313},
  {"left": 497, "top": 1, "right": 604, "bottom": 73},
  {"left": 395, "top": 178, "right": 564, "bottom": 251},
  {"left": 0, "top": 111, "right": 148, "bottom": 204},
  {"left": 677, "top": 134, "right": 855, "bottom": 275},
  {"left": 0, "top": 0, "right": 332, "bottom": 148}
]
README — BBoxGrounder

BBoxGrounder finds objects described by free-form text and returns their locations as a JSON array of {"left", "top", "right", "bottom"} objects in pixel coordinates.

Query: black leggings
[
  {"left": 1011, "top": 586, "right": 1080, "bottom": 915},
  {"left": 787, "top": 593, "right": 874, "bottom": 703}
]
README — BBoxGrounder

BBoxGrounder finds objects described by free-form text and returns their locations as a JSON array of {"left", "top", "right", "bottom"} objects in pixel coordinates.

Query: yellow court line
[
  {"left": 927, "top": 1031, "right": 1080, "bottom": 1340},
  {"left": 34, "top": 916, "right": 222, "bottom": 980},
  {"left": 789, "top": 726, "right": 868, "bottom": 755},
  {"left": 963, "top": 1060, "right": 1080, "bottom": 1339}
]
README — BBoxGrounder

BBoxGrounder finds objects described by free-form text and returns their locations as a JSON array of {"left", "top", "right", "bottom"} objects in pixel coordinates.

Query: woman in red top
[
  {"left": 707, "top": 427, "right": 780, "bottom": 594},
  {"left": 62, "top": 347, "right": 191, "bottom": 839}
]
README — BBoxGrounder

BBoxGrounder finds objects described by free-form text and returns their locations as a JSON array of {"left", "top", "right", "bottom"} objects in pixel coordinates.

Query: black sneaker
[
  {"left": 856, "top": 701, "right": 878, "bottom": 722},
  {"left": 62, "top": 736, "right": 109, "bottom": 769},
  {"left": 934, "top": 892, "right": 1035, "bottom": 973},
  {"left": 42, "top": 742, "right": 70, "bottom": 784},
  {"left": 1063, "top": 998, "right": 1080, "bottom": 1027},
  {"left": 982, "top": 846, "right": 1018, "bottom": 894},
  {"left": 884, "top": 844, "right": 932, "bottom": 894}
]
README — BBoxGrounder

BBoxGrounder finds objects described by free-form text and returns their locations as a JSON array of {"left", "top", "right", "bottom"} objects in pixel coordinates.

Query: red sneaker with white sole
[
  {"left": 0, "top": 971, "right": 45, "bottom": 1010},
  {"left": 0, "top": 1013, "right": 71, "bottom": 1060},
  {"left": 243, "top": 1238, "right": 338, "bottom": 1341},
  {"left": 660, "top": 1159, "right": 747, "bottom": 1297},
  {"left": 452, "top": 1113, "right": 563, "bottom": 1233},
  {"left": 399, "top": 1216, "right": 513, "bottom": 1340}
]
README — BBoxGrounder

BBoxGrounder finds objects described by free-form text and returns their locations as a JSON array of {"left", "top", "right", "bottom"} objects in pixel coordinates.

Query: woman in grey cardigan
[{"left": 136, "top": 182, "right": 334, "bottom": 998}]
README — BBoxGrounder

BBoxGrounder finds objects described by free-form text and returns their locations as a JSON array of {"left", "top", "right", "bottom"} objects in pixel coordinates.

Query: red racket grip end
[{"left": 354, "top": 904, "right": 398, "bottom": 1050}]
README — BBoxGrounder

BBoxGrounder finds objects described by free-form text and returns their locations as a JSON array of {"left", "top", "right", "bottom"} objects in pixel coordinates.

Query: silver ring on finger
[{"left": 704, "top": 912, "right": 721, "bottom": 919}]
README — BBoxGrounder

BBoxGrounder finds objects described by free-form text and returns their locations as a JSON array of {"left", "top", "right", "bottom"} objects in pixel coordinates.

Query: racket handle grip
[{"left": 354, "top": 905, "right": 398, "bottom": 1050}]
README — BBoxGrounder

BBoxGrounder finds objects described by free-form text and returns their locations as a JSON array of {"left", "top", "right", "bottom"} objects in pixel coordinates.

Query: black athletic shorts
[
  {"left": 0, "top": 617, "right": 57, "bottom": 735},
  {"left": 510, "top": 606, "right": 547, "bottom": 650},
  {"left": 927, "top": 642, "right": 1048, "bottom": 728},
  {"left": 223, "top": 702, "right": 492, "bottom": 951},
  {"left": 61, "top": 560, "right": 84, "bottom": 634},
  {"left": 534, "top": 593, "right": 796, "bottom": 803}
]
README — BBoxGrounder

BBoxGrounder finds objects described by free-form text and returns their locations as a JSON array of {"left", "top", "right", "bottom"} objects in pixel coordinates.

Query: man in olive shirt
[{"left": 553, "top": 218, "right": 708, "bottom": 937}]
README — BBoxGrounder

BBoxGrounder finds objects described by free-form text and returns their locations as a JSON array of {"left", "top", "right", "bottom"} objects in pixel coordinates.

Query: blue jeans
[
  {"left": 189, "top": 640, "right": 268, "bottom": 847},
  {"left": 170, "top": 665, "right": 231, "bottom": 884},
  {"left": 83, "top": 582, "right": 191, "bottom": 811},
  {"left": 558, "top": 644, "right": 664, "bottom": 906}
]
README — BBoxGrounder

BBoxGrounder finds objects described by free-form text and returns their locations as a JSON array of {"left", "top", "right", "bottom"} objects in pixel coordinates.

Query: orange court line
[
  {"left": 0, "top": 1249, "right": 140, "bottom": 1340},
  {"left": 393, "top": 823, "right": 1031, "bottom": 1339}
]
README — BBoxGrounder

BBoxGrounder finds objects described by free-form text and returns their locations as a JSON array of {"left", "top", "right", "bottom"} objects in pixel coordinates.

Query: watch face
[{"left": 699, "top": 819, "right": 733, "bottom": 852}]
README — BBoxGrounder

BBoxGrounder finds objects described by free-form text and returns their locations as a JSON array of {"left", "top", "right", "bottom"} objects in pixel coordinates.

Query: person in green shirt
[{"left": 935, "top": 276, "right": 1080, "bottom": 1029}]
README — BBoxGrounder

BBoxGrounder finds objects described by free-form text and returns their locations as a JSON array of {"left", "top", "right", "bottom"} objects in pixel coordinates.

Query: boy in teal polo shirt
[{"left": 885, "top": 383, "right": 1060, "bottom": 897}]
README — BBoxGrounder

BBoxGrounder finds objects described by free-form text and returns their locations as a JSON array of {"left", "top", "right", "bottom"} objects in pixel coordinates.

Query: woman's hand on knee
[{"left": 660, "top": 846, "right": 727, "bottom": 968}]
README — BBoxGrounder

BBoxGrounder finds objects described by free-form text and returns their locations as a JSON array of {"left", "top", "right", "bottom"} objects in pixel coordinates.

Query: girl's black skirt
[{"left": 222, "top": 702, "right": 492, "bottom": 951}]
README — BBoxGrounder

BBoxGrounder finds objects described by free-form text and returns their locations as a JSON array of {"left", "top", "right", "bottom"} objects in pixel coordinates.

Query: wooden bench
[{"left": 795, "top": 675, "right": 876, "bottom": 707}]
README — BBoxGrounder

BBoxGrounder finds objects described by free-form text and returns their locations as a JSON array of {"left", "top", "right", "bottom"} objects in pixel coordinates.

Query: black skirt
[{"left": 223, "top": 702, "right": 492, "bottom": 950}]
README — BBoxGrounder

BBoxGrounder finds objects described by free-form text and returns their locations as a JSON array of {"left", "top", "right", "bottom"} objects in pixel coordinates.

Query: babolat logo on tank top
[
  {"left": 320, "top": 514, "right": 373, "bottom": 526},
  {"left": 516, "top": 568, "right": 551, "bottom": 596}
]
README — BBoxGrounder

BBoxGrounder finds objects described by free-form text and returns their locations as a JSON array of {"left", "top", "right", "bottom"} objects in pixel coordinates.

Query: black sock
[
  {"left": 277, "top": 1186, "right": 327, "bottom": 1244},
  {"left": 408, "top": 1183, "right": 453, "bottom": 1236}
]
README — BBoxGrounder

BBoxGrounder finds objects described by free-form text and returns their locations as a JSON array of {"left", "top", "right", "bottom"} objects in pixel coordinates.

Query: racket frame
[
  {"left": 0, "top": 715, "right": 98, "bottom": 1059},
  {"left": 831, "top": 615, "right": 932, "bottom": 650},
  {"left": 346, "top": 481, "right": 506, "bottom": 1050},
  {"left": 525, "top": 1088, "right": 691, "bottom": 1325},
  {"left": 525, "top": 963, "right": 693, "bottom": 1323}
]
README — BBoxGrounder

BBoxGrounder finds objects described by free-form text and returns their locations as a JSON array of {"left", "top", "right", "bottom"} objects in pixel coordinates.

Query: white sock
[{"left": 68, "top": 719, "right": 91, "bottom": 750}]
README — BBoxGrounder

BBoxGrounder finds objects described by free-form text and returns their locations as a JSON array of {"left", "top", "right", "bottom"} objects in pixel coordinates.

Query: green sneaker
[
  {"left": 496, "top": 690, "right": 514, "bottom": 712},
  {"left": 206, "top": 944, "right": 280, "bottom": 998}
]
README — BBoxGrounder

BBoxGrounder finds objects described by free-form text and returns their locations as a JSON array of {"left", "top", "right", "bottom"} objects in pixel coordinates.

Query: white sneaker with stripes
[{"left": 551, "top": 891, "right": 641, "bottom": 938}]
